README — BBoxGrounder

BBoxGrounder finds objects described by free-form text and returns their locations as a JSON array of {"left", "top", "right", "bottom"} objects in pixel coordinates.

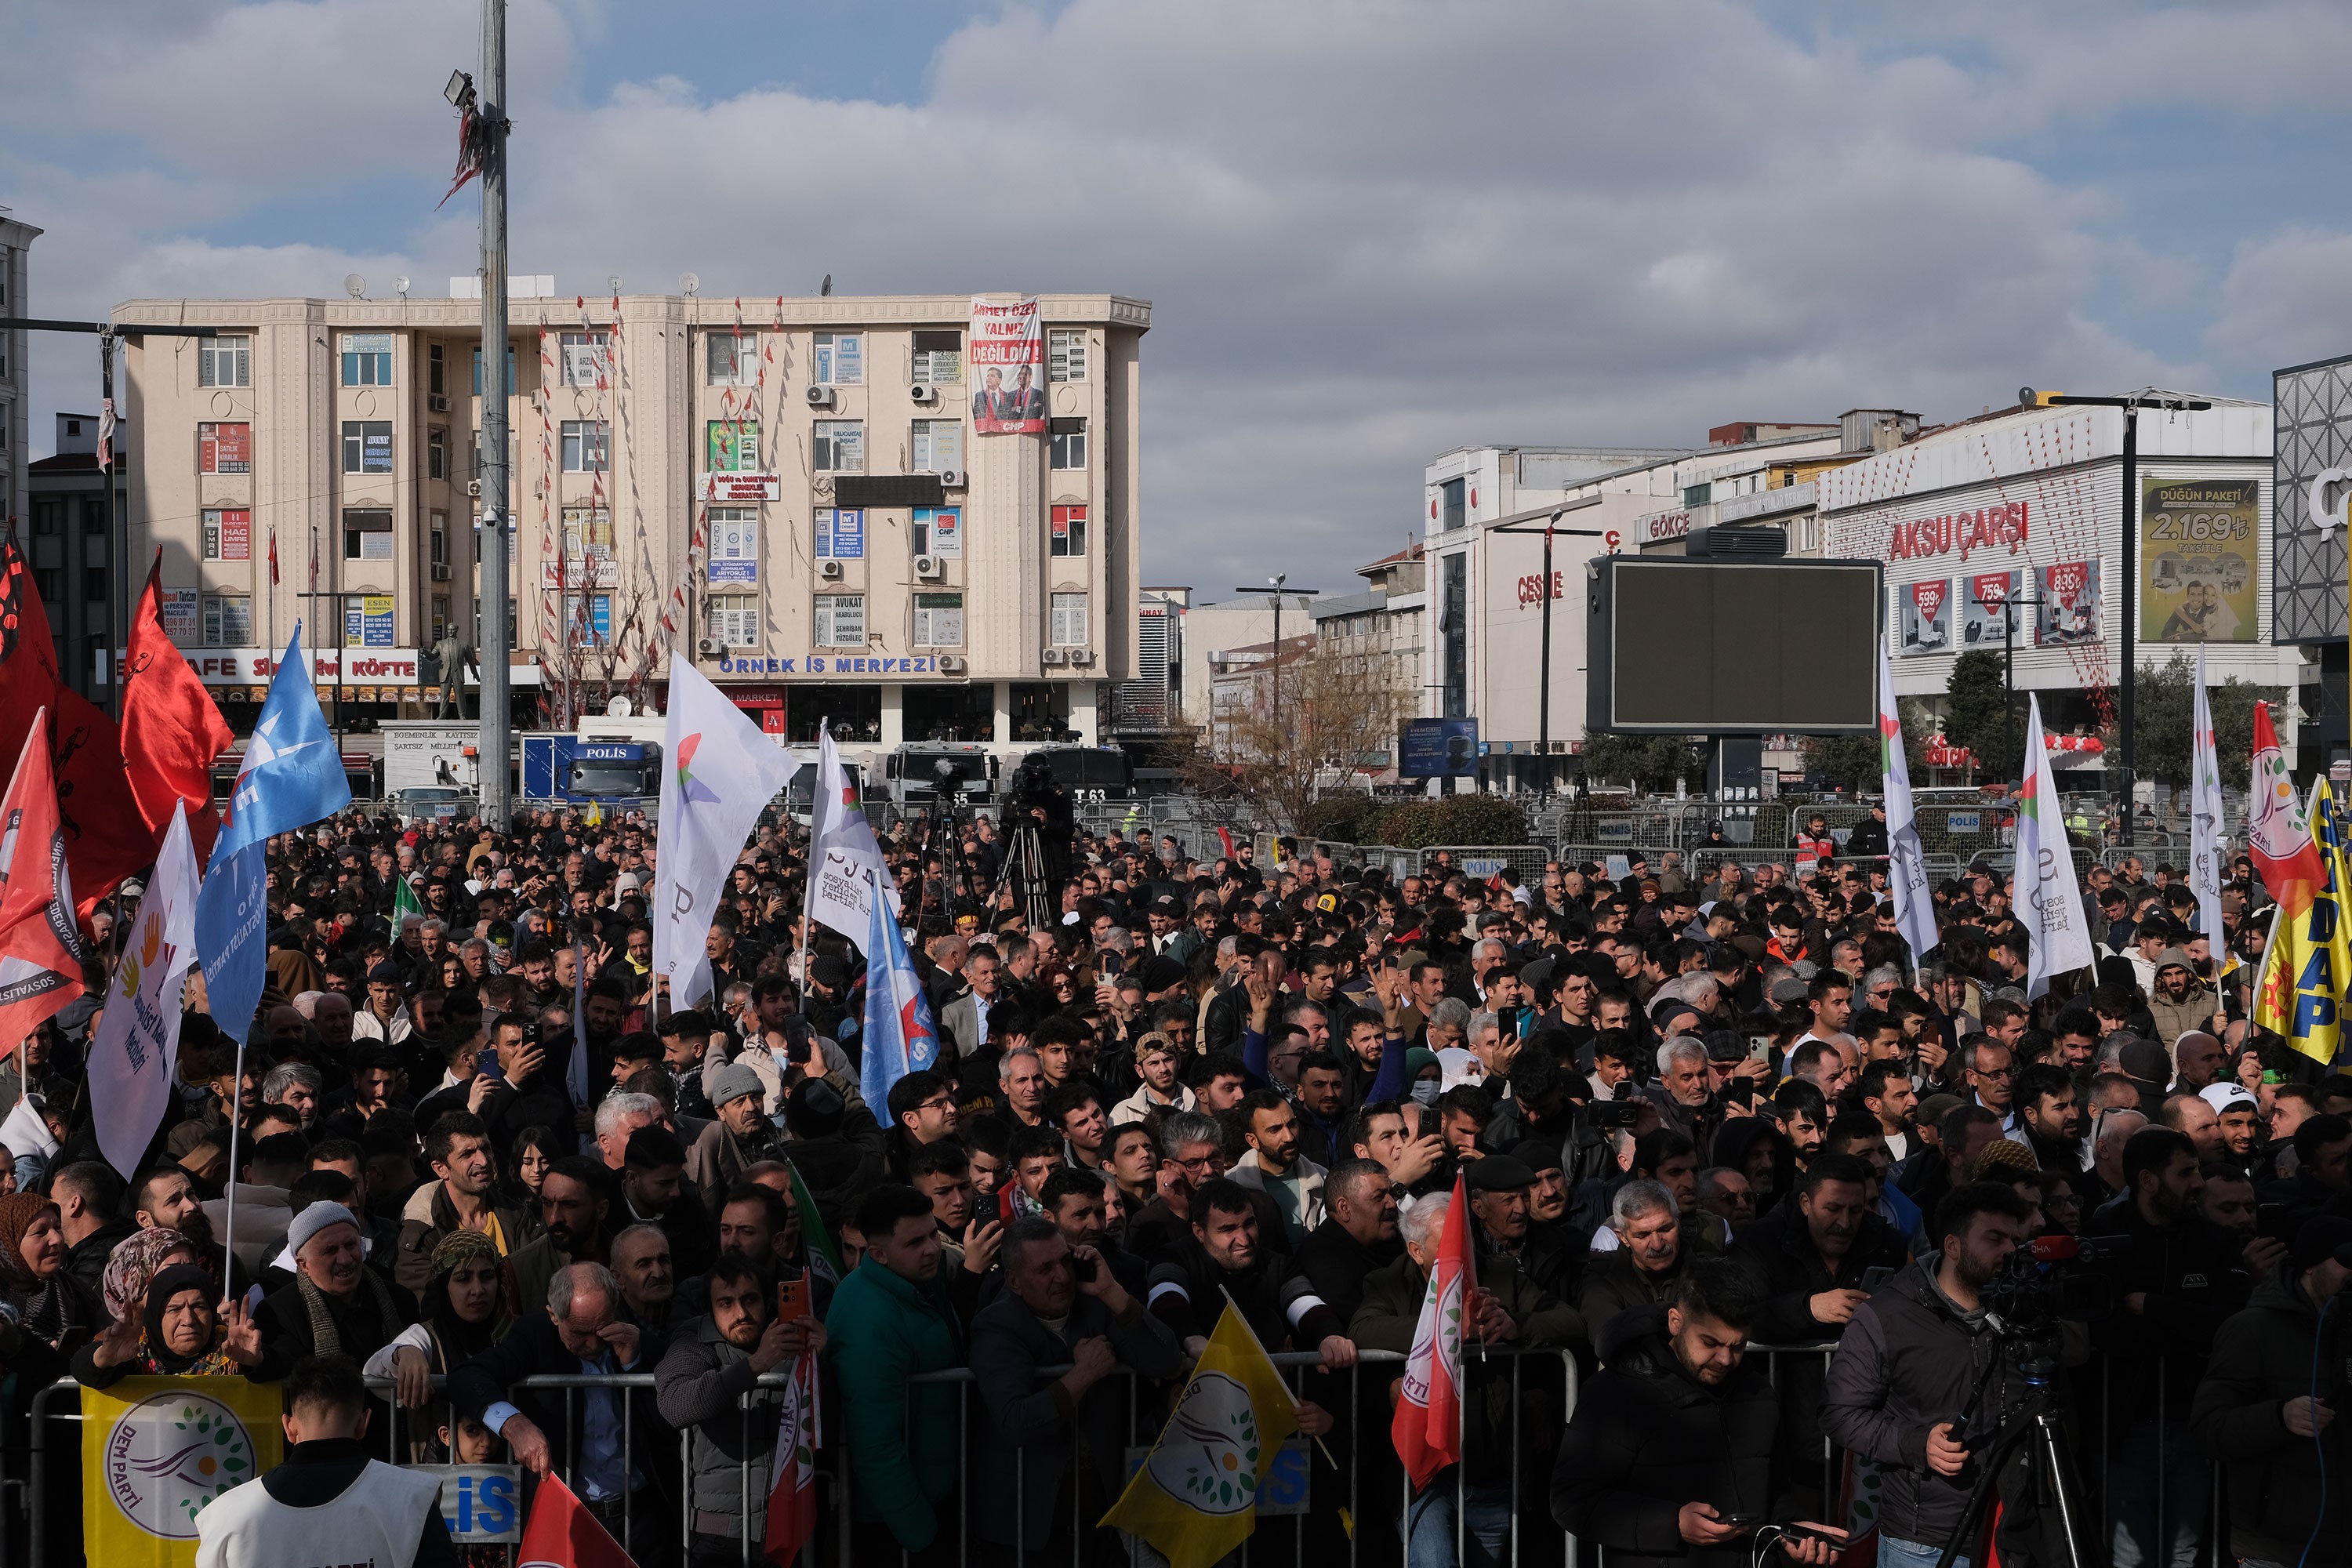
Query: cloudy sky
[{"left": 9, "top": 0, "right": 2352, "bottom": 593}]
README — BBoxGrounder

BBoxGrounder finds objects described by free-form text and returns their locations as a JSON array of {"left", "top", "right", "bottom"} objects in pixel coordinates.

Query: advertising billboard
[
  {"left": 2141, "top": 478, "right": 2256, "bottom": 642},
  {"left": 1399, "top": 718, "right": 1479, "bottom": 779},
  {"left": 2036, "top": 560, "right": 2101, "bottom": 646},
  {"left": 1898, "top": 578, "right": 1952, "bottom": 655},
  {"left": 1959, "top": 569, "right": 2024, "bottom": 649}
]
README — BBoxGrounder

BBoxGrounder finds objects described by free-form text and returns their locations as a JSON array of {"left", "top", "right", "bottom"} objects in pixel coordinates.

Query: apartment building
[{"left": 114, "top": 286, "right": 1147, "bottom": 746}]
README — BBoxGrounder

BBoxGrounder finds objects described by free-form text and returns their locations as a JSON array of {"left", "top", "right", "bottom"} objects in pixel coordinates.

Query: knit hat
[
  {"left": 285, "top": 1201, "right": 361, "bottom": 1259},
  {"left": 430, "top": 1228, "right": 500, "bottom": 1278},
  {"left": 1969, "top": 1138, "right": 2038, "bottom": 1181},
  {"left": 712, "top": 1062, "right": 765, "bottom": 1108}
]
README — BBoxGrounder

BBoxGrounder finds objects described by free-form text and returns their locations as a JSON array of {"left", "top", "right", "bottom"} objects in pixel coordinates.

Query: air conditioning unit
[
  {"left": 818, "top": 559, "right": 845, "bottom": 580},
  {"left": 466, "top": 479, "right": 483, "bottom": 498},
  {"left": 1040, "top": 648, "right": 1067, "bottom": 666},
  {"left": 431, "top": 562, "right": 452, "bottom": 581},
  {"left": 804, "top": 386, "right": 837, "bottom": 410},
  {"left": 426, "top": 392, "right": 451, "bottom": 412},
  {"left": 935, "top": 467, "right": 965, "bottom": 489},
  {"left": 910, "top": 383, "right": 938, "bottom": 406},
  {"left": 937, "top": 654, "right": 967, "bottom": 673},
  {"left": 698, "top": 637, "right": 725, "bottom": 657},
  {"left": 1068, "top": 649, "right": 1095, "bottom": 667},
  {"left": 913, "top": 555, "right": 944, "bottom": 579}
]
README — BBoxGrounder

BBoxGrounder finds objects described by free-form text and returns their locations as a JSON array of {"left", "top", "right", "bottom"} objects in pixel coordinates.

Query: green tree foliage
[
  {"left": 1802, "top": 699, "right": 1939, "bottom": 791},
  {"left": 2132, "top": 652, "right": 2279, "bottom": 795},
  {"left": 1577, "top": 732, "right": 1707, "bottom": 795},
  {"left": 1943, "top": 649, "right": 2016, "bottom": 782}
]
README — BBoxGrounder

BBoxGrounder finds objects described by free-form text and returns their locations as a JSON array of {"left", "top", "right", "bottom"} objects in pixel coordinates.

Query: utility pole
[
  {"left": 1236, "top": 576, "right": 1319, "bottom": 778},
  {"left": 1490, "top": 495, "right": 1606, "bottom": 796},
  {"left": 459, "top": 0, "right": 514, "bottom": 828}
]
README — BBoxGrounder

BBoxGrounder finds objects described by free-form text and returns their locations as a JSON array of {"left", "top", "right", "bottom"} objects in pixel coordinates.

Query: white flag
[
  {"left": 2189, "top": 646, "right": 2229, "bottom": 966},
  {"left": 806, "top": 724, "right": 899, "bottom": 944},
  {"left": 2017, "top": 695, "right": 2096, "bottom": 999},
  {"left": 1877, "top": 644, "right": 1939, "bottom": 964},
  {"left": 88, "top": 801, "right": 200, "bottom": 1176},
  {"left": 652, "top": 659, "right": 798, "bottom": 1007}
]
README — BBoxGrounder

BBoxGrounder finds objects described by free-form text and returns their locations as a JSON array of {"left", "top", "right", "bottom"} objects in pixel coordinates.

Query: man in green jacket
[{"left": 826, "top": 1183, "right": 965, "bottom": 1562}]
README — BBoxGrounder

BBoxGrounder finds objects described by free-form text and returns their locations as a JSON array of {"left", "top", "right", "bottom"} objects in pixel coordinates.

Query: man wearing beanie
[{"left": 254, "top": 1200, "right": 420, "bottom": 1443}]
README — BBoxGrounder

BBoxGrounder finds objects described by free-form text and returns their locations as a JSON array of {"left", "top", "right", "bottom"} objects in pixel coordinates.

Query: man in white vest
[{"left": 197, "top": 1355, "right": 456, "bottom": 1568}]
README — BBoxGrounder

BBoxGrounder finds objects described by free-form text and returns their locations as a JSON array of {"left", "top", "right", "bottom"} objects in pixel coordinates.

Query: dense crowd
[{"left": 1, "top": 793, "right": 2343, "bottom": 1568}]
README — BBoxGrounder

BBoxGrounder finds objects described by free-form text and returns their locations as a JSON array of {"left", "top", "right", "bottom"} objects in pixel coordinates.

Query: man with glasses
[{"left": 1966, "top": 1036, "right": 2026, "bottom": 1143}]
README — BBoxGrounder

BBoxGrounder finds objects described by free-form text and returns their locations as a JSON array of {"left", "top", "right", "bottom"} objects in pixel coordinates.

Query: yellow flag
[
  {"left": 84, "top": 1376, "right": 285, "bottom": 1568},
  {"left": 1100, "top": 1303, "right": 1301, "bottom": 1568},
  {"left": 2255, "top": 776, "right": 2352, "bottom": 1066}
]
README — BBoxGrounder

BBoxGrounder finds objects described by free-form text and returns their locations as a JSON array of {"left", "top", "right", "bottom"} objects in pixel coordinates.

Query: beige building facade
[{"left": 113, "top": 287, "right": 1147, "bottom": 746}]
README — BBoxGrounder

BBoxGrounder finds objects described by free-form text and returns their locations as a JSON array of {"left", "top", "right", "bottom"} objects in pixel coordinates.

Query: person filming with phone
[{"left": 1554, "top": 1258, "right": 1849, "bottom": 1566}]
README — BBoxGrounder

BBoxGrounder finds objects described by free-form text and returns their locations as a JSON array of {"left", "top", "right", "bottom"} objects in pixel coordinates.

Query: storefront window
[
  {"left": 782, "top": 685, "right": 881, "bottom": 743},
  {"left": 1009, "top": 681, "right": 1076, "bottom": 742},
  {"left": 905, "top": 683, "right": 995, "bottom": 742}
]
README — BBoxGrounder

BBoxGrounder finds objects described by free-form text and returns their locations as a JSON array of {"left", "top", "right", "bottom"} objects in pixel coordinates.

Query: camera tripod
[
  {"left": 1933, "top": 1334, "right": 2093, "bottom": 1568},
  {"left": 996, "top": 821, "right": 1055, "bottom": 931}
]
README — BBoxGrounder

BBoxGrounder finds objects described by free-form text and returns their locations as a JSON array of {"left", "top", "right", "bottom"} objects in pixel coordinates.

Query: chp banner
[
  {"left": 2142, "top": 479, "right": 2257, "bottom": 643},
  {"left": 970, "top": 296, "right": 1046, "bottom": 434},
  {"left": 1961, "top": 570, "right": 2023, "bottom": 648},
  {"left": 1898, "top": 579, "right": 1952, "bottom": 655},
  {"left": 83, "top": 1375, "right": 284, "bottom": 1568},
  {"left": 2035, "top": 561, "right": 2101, "bottom": 646}
]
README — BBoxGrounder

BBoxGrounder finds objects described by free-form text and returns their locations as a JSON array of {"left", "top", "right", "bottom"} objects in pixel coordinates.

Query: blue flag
[
  {"left": 193, "top": 626, "right": 351, "bottom": 1044},
  {"left": 859, "top": 897, "right": 939, "bottom": 1125}
]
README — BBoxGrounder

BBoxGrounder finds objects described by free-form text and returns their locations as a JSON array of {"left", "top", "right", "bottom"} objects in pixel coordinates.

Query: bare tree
[{"left": 1175, "top": 636, "right": 1405, "bottom": 833}]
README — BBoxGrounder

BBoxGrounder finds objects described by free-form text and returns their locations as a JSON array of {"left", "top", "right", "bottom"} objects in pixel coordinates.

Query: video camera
[{"left": 1980, "top": 1232, "right": 2123, "bottom": 1338}]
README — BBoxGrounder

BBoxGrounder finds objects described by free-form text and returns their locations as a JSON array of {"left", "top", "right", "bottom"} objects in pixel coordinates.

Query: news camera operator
[
  {"left": 2190, "top": 1215, "right": 2352, "bottom": 1568},
  {"left": 1821, "top": 1181, "right": 2069, "bottom": 1568}
]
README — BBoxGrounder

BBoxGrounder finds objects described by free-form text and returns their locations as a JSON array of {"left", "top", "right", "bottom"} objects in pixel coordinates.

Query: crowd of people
[{"left": 0, "top": 792, "right": 2343, "bottom": 1568}]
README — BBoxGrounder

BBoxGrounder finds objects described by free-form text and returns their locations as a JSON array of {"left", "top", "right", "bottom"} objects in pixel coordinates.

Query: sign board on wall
[
  {"left": 1399, "top": 717, "right": 1479, "bottom": 778},
  {"left": 2036, "top": 560, "right": 2101, "bottom": 646},
  {"left": 1959, "top": 570, "right": 2024, "bottom": 649},
  {"left": 1899, "top": 578, "right": 1952, "bottom": 655},
  {"left": 970, "top": 296, "right": 1045, "bottom": 435},
  {"left": 699, "top": 473, "right": 781, "bottom": 503},
  {"left": 2141, "top": 478, "right": 2256, "bottom": 642}
]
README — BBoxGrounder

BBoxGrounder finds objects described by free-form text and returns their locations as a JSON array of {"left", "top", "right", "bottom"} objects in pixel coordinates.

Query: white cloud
[{"left": 4, "top": 0, "right": 2332, "bottom": 586}]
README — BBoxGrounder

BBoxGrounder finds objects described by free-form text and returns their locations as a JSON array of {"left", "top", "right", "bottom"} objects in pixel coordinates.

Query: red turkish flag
[
  {"left": 0, "top": 713, "right": 87, "bottom": 1053},
  {"left": 123, "top": 554, "right": 234, "bottom": 866},
  {"left": 0, "top": 543, "right": 147, "bottom": 912},
  {"left": 515, "top": 1473, "right": 635, "bottom": 1568}
]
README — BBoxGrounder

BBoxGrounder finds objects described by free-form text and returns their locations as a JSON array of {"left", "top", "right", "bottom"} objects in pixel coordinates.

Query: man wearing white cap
[
  {"left": 253, "top": 1201, "right": 421, "bottom": 1439},
  {"left": 2198, "top": 1081, "right": 2263, "bottom": 1174}
]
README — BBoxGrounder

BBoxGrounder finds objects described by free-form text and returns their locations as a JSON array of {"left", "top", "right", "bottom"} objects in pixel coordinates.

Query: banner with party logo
[
  {"left": 1899, "top": 579, "right": 1952, "bottom": 655},
  {"left": 2035, "top": 560, "right": 2101, "bottom": 646},
  {"left": 85, "top": 1377, "right": 284, "bottom": 1567},
  {"left": 970, "top": 296, "right": 1046, "bottom": 434}
]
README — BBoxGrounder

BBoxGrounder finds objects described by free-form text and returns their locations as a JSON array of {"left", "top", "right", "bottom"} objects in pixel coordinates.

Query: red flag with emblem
[
  {"left": 123, "top": 554, "right": 235, "bottom": 865},
  {"left": 0, "top": 713, "right": 87, "bottom": 1052},
  {"left": 762, "top": 1286, "right": 820, "bottom": 1568},
  {"left": 514, "top": 1472, "right": 634, "bottom": 1568},
  {"left": 1392, "top": 1174, "right": 1468, "bottom": 1490}
]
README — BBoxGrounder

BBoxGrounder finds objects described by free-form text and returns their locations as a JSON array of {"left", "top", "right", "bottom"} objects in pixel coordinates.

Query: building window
[
  {"left": 814, "top": 593, "right": 866, "bottom": 647},
  {"left": 1683, "top": 482, "right": 1711, "bottom": 509},
  {"left": 912, "top": 419, "right": 962, "bottom": 474},
  {"left": 1051, "top": 591, "right": 1088, "bottom": 645},
  {"left": 470, "top": 426, "right": 517, "bottom": 478},
  {"left": 1050, "top": 418, "right": 1087, "bottom": 470},
  {"left": 202, "top": 593, "right": 252, "bottom": 647},
  {"left": 34, "top": 568, "right": 63, "bottom": 605},
  {"left": 199, "top": 336, "right": 250, "bottom": 389},
  {"left": 811, "top": 420, "right": 863, "bottom": 473},
  {"left": 430, "top": 513, "right": 448, "bottom": 566},
  {"left": 1442, "top": 552, "right": 1467, "bottom": 717},
  {"left": 709, "top": 509, "right": 757, "bottom": 582},
  {"left": 813, "top": 509, "right": 864, "bottom": 560},
  {"left": 1048, "top": 328, "right": 1087, "bottom": 383},
  {"left": 561, "top": 419, "right": 610, "bottom": 473},
  {"left": 562, "top": 506, "right": 613, "bottom": 561},
  {"left": 429, "top": 343, "right": 446, "bottom": 397},
  {"left": 1440, "top": 477, "right": 1466, "bottom": 532},
  {"left": 562, "top": 592, "right": 612, "bottom": 644},
  {"left": 812, "top": 332, "right": 862, "bottom": 386},
  {"left": 201, "top": 509, "right": 252, "bottom": 562},
  {"left": 471, "top": 344, "right": 516, "bottom": 397},
  {"left": 706, "top": 332, "right": 755, "bottom": 387},
  {"left": 340, "top": 332, "right": 393, "bottom": 387},
  {"left": 428, "top": 427, "right": 448, "bottom": 481},
  {"left": 198, "top": 422, "right": 252, "bottom": 474},
  {"left": 913, "top": 592, "right": 964, "bottom": 647},
  {"left": 477, "top": 597, "right": 520, "bottom": 652},
  {"left": 911, "top": 330, "right": 962, "bottom": 384},
  {"left": 558, "top": 332, "right": 608, "bottom": 387},
  {"left": 913, "top": 506, "right": 960, "bottom": 557},
  {"left": 706, "top": 420, "right": 760, "bottom": 472},
  {"left": 1051, "top": 505, "right": 1087, "bottom": 557},
  {"left": 432, "top": 594, "right": 452, "bottom": 641},
  {"left": 342, "top": 421, "right": 393, "bottom": 474},
  {"left": 706, "top": 595, "right": 759, "bottom": 648},
  {"left": 343, "top": 508, "right": 394, "bottom": 561}
]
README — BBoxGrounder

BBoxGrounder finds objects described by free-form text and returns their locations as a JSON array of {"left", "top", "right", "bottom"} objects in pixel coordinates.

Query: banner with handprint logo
[{"left": 84, "top": 1377, "right": 283, "bottom": 1566}]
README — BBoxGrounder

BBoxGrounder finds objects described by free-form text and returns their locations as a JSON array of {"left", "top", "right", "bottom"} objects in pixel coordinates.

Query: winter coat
[
  {"left": 2190, "top": 1269, "right": 2352, "bottom": 1565},
  {"left": 652, "top": 1312, "right": 789, "bottom": 1540},
  {"left": 823, "top": 1257, "right": 964, "bottom": 1551},
  {"left": 2082, "top": 1194, "right": 2252, "bottom": 1432}
]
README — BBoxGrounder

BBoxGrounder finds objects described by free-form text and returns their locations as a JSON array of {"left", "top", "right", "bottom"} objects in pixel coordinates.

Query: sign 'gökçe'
[{"left": 1887, "top": 501, "right": 2030, "bottom": 563}]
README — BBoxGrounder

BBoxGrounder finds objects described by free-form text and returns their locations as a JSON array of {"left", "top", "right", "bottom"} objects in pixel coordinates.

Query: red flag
[
  {"left": 123, "top": 555, "right": 234, "bottom": 865},
  {"left": 0, "top": 543, "right": 145, "bottom": 912},
  {"left": 0, "top": 713, "right": 87, "bottom": 1053},
  {"left": 267, "top": 527, "right": 280, "bottom": 586},
  {"left": 1392, "top": 1174, "right": 1469, "bottom": 1490},
  {"left": 1216, "top": 825, "right": 1237, "bottom": 860},
  {"left": 762, "top": 1350, "right": 820, "bottom": 1568},
  {"left": 2248, "top": 700, "right": 2327, "bottom": 920},
  {"left": 515, "top": 1472, "right": 634, "bottom": 1568}
]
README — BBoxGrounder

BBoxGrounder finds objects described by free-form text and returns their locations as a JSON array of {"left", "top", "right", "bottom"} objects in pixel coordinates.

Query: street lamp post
[
  {"left": 1236, "top": 575, "right": 1320, "bottom": 762},
  {"left": 1489, "top": 495, "right": 1607, "bottom": 796}
]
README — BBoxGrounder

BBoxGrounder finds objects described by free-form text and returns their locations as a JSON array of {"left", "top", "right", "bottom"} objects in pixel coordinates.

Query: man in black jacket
[
  {"left": 1734, "top": 1155, "right": 1909, "bottom": 1344},
  {"left": 1293, "top": 1158, "right": 1403, "bottom": 1323},
  {"left": 1553, "top": 1260, "right": 1846, "bottom": 1568}
]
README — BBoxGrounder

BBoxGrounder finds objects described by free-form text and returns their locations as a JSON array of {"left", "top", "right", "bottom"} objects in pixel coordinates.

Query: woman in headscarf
[
  {"left": 71, "top": 1264, "right": 278, "bottom": 1387},
  {"left": 0, "top": 1193, "right": 95, "bottom": 1359},
  {"left": 363, "top": 1229, "right": 514, "bottom": 1460},
  {"left": 100, "top": 1226, "right": 202, "bottom": 1330}
]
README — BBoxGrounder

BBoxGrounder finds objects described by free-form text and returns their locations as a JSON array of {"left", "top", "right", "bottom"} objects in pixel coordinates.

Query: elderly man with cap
[
  {"left": 2194, "top": 1215, "right": 2352, "bottom": 1568},
  {"left": 685, "top": 1060, "right": 785, "bottom": 1194},
  {"left": 253, "top": 1200, "right": 421, "bottom": 1439},
  {"left": 349, "top": 960, "right": 416, "bottom": 1047}
]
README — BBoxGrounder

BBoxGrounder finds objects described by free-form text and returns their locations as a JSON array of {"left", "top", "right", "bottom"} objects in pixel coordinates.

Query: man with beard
[
  {"left": 653, "top": 1254, "right": 829, "bottom": 1560},
  {"left": 254, "top": 1202, "right": 422, "bottom": 1442},
  {"left": 619, "top": 1125, "right": 715, "bottom": 1283},
  {"left": 507, "top": 1157, "right": 613, "bottom": 1319},
  {"left": 394, "top": 1112, "right": 536, "bottom": 1293},
  {"left": 1143, "top": 1178, "right": 1356, "bottom": 1362},
  {"left": 131, "top": 1163, "right": 253, "bottom": 1299},
  {"left": 1554, "top": 1259, "right": 1847, "bottom": 1568},
  {"left": 2147, "top": 952, "right": 2221, "bottom": 1057},
  {"left": 1290, "top": 1159, "right": 1402, "bottom": 1324},
  {"left": 2197, "top": 1082, "right": 2263, "bottom": 1175},
  {"left": 2013, "top": 1064, "right": 2087, "bottom": 1176}
]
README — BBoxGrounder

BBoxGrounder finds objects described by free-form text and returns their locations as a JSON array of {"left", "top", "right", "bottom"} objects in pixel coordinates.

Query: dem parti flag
[
  {"left": 1876, "top": 644, "right": 1938, "bottom": 964},
  {"left": 2015, "top": 695, "right": 2095, "bottom": 1000},
  {"left": 88, "top": 802, "right": 201, "bottom": 1177},
  {"left": 652, "top": 659, "right": 798, "bottom": 1007},
  {"left": 1102, "top": 1301, "right": 1301, "bottom": 1568},
  {"left": 2257, "top": 775, "right": 2352, "bottom": 1066}
]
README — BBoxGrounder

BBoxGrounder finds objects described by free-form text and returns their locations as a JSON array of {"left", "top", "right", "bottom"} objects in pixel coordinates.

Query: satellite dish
[
  {"left": 606, "top": 695, "right": 634, "bottom": 717},
  {"left": 608, "top": 274, "right": 623, "bottom": 296},
  {"left": 820, "top": 274, "right": 832, "bottom": 296},
  {"left": 345, "top": 274, "right": 367, "bottom": 299},
  {"left": 679, "top": 271, "right": 700, "bottom": 296},
  {"left": 394, "top": 275, "right": 411, "bottom": 298}
]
